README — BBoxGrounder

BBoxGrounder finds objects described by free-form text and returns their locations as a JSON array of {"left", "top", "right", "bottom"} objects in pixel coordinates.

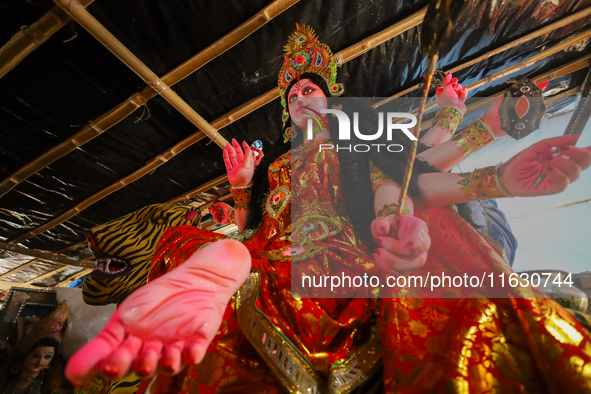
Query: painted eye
[
  {"left": 304, "top": 87, "right": 313, "bottom": 95},
  {"left": 289, "top": 95, "right": 297, "bottom": 103}
]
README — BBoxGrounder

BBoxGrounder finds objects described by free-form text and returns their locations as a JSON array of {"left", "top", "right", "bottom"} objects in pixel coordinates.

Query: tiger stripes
[{"left": 82, "top": 203, "right": 201, "bottom": 305}]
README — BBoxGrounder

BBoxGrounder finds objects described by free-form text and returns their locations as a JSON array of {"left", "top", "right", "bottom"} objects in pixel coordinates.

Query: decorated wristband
[
  {"left": 432, "top": 107, "right": 463, "bottom": 134},
  {"left": 458, "top": 165, "right": 513, "bottom": 201},
  {"left": 231, "top": 184, "right": 252, "bottom": 210},
  {"left": 369, "top": 161, "right": 390, "bottom": 192},
  {"left": 376, "top": 203, "right": 411, "bottom": 218},
  {"left": 452, "top": 119, "right": 496, "bottom": 157}
]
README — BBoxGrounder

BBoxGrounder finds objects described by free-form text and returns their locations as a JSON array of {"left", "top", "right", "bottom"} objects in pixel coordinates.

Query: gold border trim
[{"left": 235, "top": 273, "right": 382, "bottom": 394}]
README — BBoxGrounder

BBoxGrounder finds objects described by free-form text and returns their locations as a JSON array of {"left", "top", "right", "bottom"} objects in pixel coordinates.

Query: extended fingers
[
  {"left": 134, "top": 340, "right": 163, "bottom": 379},
  {"left": 160, "top": 341, "right": 185, "bottom": 376},
  {"left": 231, "top": 139, "right": 244, "bottom": 163},
  {"left": 183, "top": 336, "right": 211, "bottom": 365},
  {"left": 101, "top": 334, "right": 143, "bottom": 380},
  {"left": 66, "top": 316, "right": 127, "bottom": 385}
]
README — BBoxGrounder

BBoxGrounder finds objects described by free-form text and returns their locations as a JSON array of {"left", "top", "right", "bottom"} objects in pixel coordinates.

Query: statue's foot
[{"left": 66, "top": 239, "right": 251, "bottom": 385}]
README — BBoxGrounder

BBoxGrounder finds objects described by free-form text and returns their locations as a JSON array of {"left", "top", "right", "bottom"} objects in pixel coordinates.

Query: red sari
[{"left": 141, "top": 139, "right": 591, "bottom": 393}]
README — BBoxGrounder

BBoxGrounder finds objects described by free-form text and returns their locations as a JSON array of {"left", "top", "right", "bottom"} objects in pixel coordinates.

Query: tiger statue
[
  {"left": 77, "top": 204, "right": 201, "bottom": 394},
  {"left": 82, "top": 203, "right": 201, "bottom": 306}
]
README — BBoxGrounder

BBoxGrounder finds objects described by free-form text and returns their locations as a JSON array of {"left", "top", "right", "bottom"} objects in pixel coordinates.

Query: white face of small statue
[
  {"left": 22, "top": 346, "right": 55, "bottom": 375},
  {"left": 287, "top": 79, "right": 328, "bottom": 130}
]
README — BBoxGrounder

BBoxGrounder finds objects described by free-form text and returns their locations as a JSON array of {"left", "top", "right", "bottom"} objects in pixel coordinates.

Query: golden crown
[{"left": 278, "top": 24, "right": 344, "bottom": 110}]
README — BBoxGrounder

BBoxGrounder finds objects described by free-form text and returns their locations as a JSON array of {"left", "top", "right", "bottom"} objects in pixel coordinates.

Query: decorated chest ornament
[
  {"left": 278, "top": 24, "right": 344, "bottom": 123},
  {"left": 499, "top": 79, "right": 546, "bottom": 140}
]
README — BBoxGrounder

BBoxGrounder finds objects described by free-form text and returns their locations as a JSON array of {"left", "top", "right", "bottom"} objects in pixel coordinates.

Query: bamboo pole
[
  {"left": 394, "top": 48, "right": 591, "bottom": 123},
  {"left": 374, "top": 5, "right": 591, "bottom": 107},
  {"left": 53, "top": 0, "right": 227, "bottom": 149},
  {"left": 0, "top": 260, "right": 40, "bottom": 281},
  {"left": 0, "top": 241, "right": 94, "bottom": 268},
  {"left": 22, "top": 265, "right": 70, "bottom": 285},
  {"left": 419, "top": 54, "right": 591, "bottom": 128},
  {"left": 0, "top": 0, "right": 298, "bottom": 199},
  {"left": 56, "top": 268, "right": 92, "bottom": 287},
  {"left": 7, "top": 11, "right": 427, "bottom": 244},
  {"left": 0, "top": 0, "right": 95, "bottom": 80}
]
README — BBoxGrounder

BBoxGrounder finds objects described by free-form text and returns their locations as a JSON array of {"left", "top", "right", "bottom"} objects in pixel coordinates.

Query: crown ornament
[
  {"left": 278, "top": 24, "right": 344, "bottom": 111},
  {"left": 18, "top": 300, "right": 69, "bottom": 354}
]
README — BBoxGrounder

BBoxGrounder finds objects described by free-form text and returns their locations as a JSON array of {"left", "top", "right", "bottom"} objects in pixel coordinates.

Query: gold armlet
[
  {"left": 452, "top": 119, "right": 496, "bottom": 157},
  {"left": 432, "top": 107, "right": 463, "bottom": 134},
  {"left": 458, "top": 165, "right": 513, "bottom": 201},
  {"left": 231, "top": 184, "right": 252, "bottom": 210}
]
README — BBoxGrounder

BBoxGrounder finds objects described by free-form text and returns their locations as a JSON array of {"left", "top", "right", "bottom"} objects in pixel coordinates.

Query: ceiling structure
[{"left": 1, "top": 0, "right": 591, "bottom": 297}]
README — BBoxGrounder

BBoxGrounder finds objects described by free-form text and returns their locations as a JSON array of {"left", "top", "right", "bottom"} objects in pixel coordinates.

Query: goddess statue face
[
  {"left": 22, "top": 346, "right": 54, "bottom": 375},
  {"left": 287, "top": 79, "right": 328, "bottom": 129}
]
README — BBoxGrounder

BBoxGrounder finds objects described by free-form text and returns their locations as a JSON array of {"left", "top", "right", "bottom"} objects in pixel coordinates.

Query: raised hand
[
  {"left": 499, "top": 135, "right": 591, "bottom": 197},
  {"left": 371, "top": 214, "right": 431, "bottom": 274},
  {"left": 436, "top": 72, "right": 468, "bottom": 114},
  {"left": 223, "top": 139, "right": 257, "bottom": 187},
  {"left": 482, "top": 81, "right": 550, "bottom": 138},
  {"left": 208, "top": 202, "right": 233, "bottom": 225},
  {"left": 65, "top": 240, "right": 251, "bottom": 385}
]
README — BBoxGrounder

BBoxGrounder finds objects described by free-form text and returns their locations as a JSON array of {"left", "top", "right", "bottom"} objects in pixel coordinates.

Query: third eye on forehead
[{"left": 290, "top": 81, "right": 312, "bottom": 94}]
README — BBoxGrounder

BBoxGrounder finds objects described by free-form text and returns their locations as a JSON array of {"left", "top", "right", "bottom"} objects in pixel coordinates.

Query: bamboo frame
[
  {"left": 0, "top": 241, "right": 94, "bottom": 268},
  {"left": 0, "top": 0, "right": 95, "bottom": 80},
  {"left": 419, "top": 54, "right": 591, "bottom": 129},
  {"left": 374, "top": 5, "right": 591, "bottom": 107},
  {"left": 393, "top": 44, "right": 591, "bottom": 123},
  {"left": 56, "top": 268, "right": 92, "bottom": 287},
  {"left": 0, "top": 260, "right": 40, "bottom": 281},
  {"left": 53, "top": 0, "right": 227, "bottom": 147},
  {"left": 8, "top": 9, "right": 426, "bottom": 244},
  {"left": 22, "top": 265, "right": 70, "bottom": 285},
  {"left": 0, "top": 0, "right": 298, "bottom": 198}
]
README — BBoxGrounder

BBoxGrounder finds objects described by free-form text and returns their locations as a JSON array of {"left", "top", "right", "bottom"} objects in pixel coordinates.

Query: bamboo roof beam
[
  {"left": 418, "top": 54, "right": 591, "bottom": 128},
  {"left": 54, "top": 0, "right": 227, "bottom": 145},
  {"left": 374, "top": 5, "right": 591, "bottom": 108},
  {"left": 0, "top": 0, "right": 95, "bottom": 80},
  {"left": 7, "top": 9, "right": 427, "bottom": 244},
  {"left": 0, "top": 260, "right": 40, "bottom": 281},
  {"left": 22, "top": 265, "right": 70, "bottom": 285},
  {"left": 0, "top": 0, "right": 299, "bottom": 199},
  {"left": 393, "top": 40, "right": 591, "bottom": 121},
  {"left": 56, "top": 268, "right": 92, "bottom": 287},
  {"left": 0, "top": 282, "right": 38, "bottom": 291},
  {"left": 0, "top": 241, "right": 95, "bottom": 268}
]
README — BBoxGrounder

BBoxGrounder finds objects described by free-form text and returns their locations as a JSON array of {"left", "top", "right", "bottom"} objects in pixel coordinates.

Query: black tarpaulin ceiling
[{"left": 0, "top": 0, "right": 591, "bottom": 288}]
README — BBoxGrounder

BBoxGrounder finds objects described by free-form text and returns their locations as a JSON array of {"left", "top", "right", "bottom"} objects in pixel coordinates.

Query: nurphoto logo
[{"left": 312, "top": 109, "right": 417, "bottom": 152}]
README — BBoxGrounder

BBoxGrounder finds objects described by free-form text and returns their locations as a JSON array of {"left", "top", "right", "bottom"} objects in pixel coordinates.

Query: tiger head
[{"left": 82, "top": 203, "right": 201, "bottom": 305}]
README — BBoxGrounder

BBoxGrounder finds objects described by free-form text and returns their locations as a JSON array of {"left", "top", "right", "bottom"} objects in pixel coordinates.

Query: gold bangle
[
  {"left": 376, "top": 203, "right": 411, "bottom": 218},
  {"left": 432, "top": 107, "right": 463, "bottom": 134},
  {"left": 494, "top": 163, "right": 514, "bottom": 198},
  {"left": 452, "top": 119, "right": 496, "bottom": 157},
  {"left": 231, "top": 184, "right": 252, "bottom": 210},
  {"left": 458, "top": 166, "right": 507, "bottom": 201}
]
